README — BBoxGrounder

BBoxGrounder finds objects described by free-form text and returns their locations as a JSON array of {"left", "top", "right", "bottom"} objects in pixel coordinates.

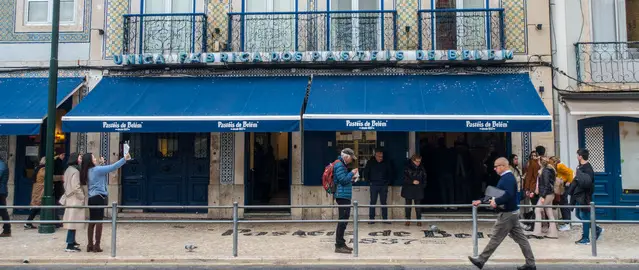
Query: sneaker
[
  {"left": 64, "top": 246, "right": 81, "bottom": 252},
  {"left": 334, "top": 246, "right": 352, "bottom": 254},
  {"left": 596, "top": 227, "right": 604, "bottom": 241},
  {"left": 517, "top": 265, "right": 537, "bottom": 270},
  {"left": 575, "top": 238, "right": 590, "bottom": 245},
  {"left": 24, "top": 224, "right": 36, "bottom": 230},
  {"left": 558, "top": 224, "right": 571, "bottom": 231},
  {"left": 468, "top": 256, "right": 484, "bottom": 269},
  {"left": 368, "top": 222, "right": 375, "bottom": 225}
]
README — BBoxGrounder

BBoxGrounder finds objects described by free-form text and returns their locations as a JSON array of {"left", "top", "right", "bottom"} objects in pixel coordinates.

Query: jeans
[
  {"left": 577, "top": 208, "right": 602, "bottom": 241},
  {"left": 404, "top": 199, "right": 421, "bottom": 220},
  {"left": 0, "top": 195, "right": 10, "bottom": 233},
  {"left": 66, "top": 229, "right": 76, "bottom": 245},
  {"left": 335, "top": 198, "right": 351, "bottom": 248},
  {"left": 559, "top": 192, "right": 572, "bottom": 222},
  {"left": 369, "top": 185, "right": 388, "bottom": 220}
]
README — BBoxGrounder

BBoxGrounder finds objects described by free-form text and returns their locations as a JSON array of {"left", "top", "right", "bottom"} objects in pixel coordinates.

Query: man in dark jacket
[
  {"left": 469, "top": 157, "right": 535, "bottom": 270},
  {"left": 364, "top": 148, "right": 393, "bottom": 223},
  {"left": 0, "top": 156, "right": 10, "bottom": 237},
  {"left": 570, "top": 148, "right": 603, "bottom": 245}
]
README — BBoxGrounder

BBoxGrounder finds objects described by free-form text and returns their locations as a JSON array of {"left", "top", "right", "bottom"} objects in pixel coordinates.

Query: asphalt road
[{"left": 1, "top": 265, "right": 638, "bottom": 270}]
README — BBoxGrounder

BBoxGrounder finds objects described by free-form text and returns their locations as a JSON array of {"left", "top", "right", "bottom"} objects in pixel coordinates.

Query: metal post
[
  {"left": 111, "top": 202, "right": 117, "bottom": 258},
  {"left": 353, "top": 201, "right": 359, "bottom": 258},
  {"left": 232, "top": 202, "right": 239, "bottom": 257},
  {"left": 472, "top": 205, "right": 478, "bottom": 257},
  {"left": 590, "top": 202, "right": 597, "bottom": 257},
  {"left": 39, "top": 0, "right": 61, "bottom": 235}
]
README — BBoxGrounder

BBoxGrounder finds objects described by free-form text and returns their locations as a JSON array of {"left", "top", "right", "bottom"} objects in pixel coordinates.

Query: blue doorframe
[{"left": 578, "top": 117, "right": 639, "bottom": 220}]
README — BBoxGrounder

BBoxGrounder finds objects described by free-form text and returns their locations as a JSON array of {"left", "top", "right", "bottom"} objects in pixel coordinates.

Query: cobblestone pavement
[{"left": 0, "top": 222, "right": 637, "bottom": 264}]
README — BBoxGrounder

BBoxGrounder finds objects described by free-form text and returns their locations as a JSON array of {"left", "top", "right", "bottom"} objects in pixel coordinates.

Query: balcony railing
[
  {"left": 123, "top": 13, "right": 208, "bottom": 55},
  {"left": 576, "top": 42, "right": 639, "bottom": 83},
  {"left": 418, "top": 8, "right": 505, "bottom": 51},
  {"left": 227, "top": 10, "right": 397, "bottom": 52}
]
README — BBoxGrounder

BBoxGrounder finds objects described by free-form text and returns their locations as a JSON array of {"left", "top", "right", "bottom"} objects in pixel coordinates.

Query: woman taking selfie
[{"left": 80, "top": 152, "right": 130, "bottom": 252}]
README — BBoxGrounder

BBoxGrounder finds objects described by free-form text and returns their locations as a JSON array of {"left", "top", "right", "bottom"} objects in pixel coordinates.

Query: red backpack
[{"left": 322, "top": 160, "right": 341, "bottom": 195}]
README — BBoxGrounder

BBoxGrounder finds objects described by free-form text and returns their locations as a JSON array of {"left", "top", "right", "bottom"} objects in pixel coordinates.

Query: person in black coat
[{"left": 402, "top": 154, "right": 427, "bottom": 226}]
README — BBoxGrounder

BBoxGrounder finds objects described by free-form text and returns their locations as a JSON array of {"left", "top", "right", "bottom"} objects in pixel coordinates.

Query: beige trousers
[{"left": 532, "top": 194, "right": 558, "bottom": 238}]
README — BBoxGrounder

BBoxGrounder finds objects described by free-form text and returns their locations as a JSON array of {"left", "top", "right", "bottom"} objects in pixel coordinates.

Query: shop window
[
  {"left": 26, "top": 0, "right": 76, "bottom": 24},
  {"left": 157, "top": 133, "right": 179, "bottom": 158},
  {"left": 194, "top": 133, "right": 209, "bottom": 159},
  {"left": 336, "top": 131, "right": 377, "bottom": 170}
]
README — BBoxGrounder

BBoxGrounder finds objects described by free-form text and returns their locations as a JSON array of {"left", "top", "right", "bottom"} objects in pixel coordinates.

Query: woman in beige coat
[
  {"left": 61, "top": 153, "right": 84, "bottom": 252},
  {"left": 25, "top": 157, "right": 45, "bottom": 229}
]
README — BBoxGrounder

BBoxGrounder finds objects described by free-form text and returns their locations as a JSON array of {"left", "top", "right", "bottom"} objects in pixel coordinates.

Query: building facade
[
  {"left": 553, "top": 0, "right": 639, "bottom": 220},
  {"left": 1, "top": 0, "right": 555, "bottom": 219}
]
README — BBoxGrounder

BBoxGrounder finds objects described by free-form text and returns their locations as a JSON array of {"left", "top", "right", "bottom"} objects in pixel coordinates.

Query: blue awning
[
  {"left": 303, "top": 74, "right": 552, "bottom": 132},
  {"left": 62, "top": 76, "right": 308, "bottom": 133},
  {"left": 0, "top": 77, "right": 84, "bottom": 135}
]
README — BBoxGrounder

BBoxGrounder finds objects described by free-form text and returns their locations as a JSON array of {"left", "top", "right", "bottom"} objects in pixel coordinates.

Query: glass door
[
  {"left": 435, "top": 0, "right": 485, "bottom": 50},
  {"left": 143, "top": 0, "right": 194, "bottom": 54},
  {"left": 245, "top": 0, "right": 295, "bottom": 51},
  {"left": 330, "top": 0, "right": 381, "bottom": 51}
]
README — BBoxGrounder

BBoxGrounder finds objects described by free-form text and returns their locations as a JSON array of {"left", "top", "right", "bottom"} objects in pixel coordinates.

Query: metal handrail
[{"left": 1, "top": 201, "right": 635, "bottom": 259}]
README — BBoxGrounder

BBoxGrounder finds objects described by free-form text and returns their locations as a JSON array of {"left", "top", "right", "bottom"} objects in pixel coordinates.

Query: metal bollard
[
  {"left": 232, "top": 202, "right": 239, "bottom": 257},
  {"left": 353, "top": 201, "right": 359, "bottom": 258},
  {"left": 472, "top": 205, "right": 478, "bottom": 257},
  {"left": 111, "top": 202, "right": 117, "bottom": 258},
  {"left": 590, "top": 202, "right": 597, "bottom": 257}
]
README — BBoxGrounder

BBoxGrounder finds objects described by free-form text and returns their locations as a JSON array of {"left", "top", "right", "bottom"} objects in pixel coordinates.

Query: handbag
[{"left": 58, "top": 194, "right": 67, "bottom": 205}]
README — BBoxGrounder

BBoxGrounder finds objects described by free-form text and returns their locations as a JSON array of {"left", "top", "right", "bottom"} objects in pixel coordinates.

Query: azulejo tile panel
[
  {"left": 0, "top": 136, "right": 8, "bottom": 162},
  {"left": 521, "top": 132, "right": 531, "bottom": 164},
  {"left": 104, "top": 0, "right": 131, "bottom": 59},
  {"left": 220, "top": 132, "right": 234, "bottom": 185},
  {"left": 397, "top": 0, "right": 419, "bottom": 50},
  {"left": 502, "top": 0, "right": 527, "bottom": 53},
  {"left": 0, "top": 0, "right": 91, "bottom": 43},
  {"left": 0, "top": 70, "right": 88, "bottom": 78},
  {"left": 207, "top": 0, "right": 230, "bottom": 51}
]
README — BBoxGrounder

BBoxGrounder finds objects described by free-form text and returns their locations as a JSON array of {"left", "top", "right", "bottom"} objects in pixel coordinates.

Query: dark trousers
[
  {"left": 66, "top": 229, "right": 76, "bottom": 245},
  {"left": 577, "top": 207, "right": 602, "bottom": 241},
  {"left": 405, "top": 199, "right": 421, "bottom": 220},
  {"left": 369, "top": 185, "right": 388, "bottom": 219},
  {"left": 478, "top": 211, "right": 535, "bottom": 266},
  {"left": 335, "top": 198, "right": 351, "bottom": 248},
  {"left": 0, "top": 195, "right": 10, "bottom": 232},
  {"left": 559, "top": 192, "right": 572, "bottom": 222},
  {"left": 27, "top": 208, "right": 41, "bottom": 226}
]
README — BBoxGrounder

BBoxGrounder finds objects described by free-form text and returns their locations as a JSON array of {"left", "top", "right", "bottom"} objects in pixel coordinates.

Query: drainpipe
[{"left": 549, "top": 0, "right": 561, "bottom": 157}]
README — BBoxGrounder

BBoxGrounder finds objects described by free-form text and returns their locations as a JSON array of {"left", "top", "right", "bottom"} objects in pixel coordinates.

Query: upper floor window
[
  {"left": 26, "top": 0, "right": 75, "bottom": 24},
  {"left": 145, "top": 0, "right": 193, "bottom": 14}
]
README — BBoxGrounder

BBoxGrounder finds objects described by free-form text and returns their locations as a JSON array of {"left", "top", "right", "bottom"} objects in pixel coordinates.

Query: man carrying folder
[{"left": 469, "top": 157, "right": 536, "bottom": 270}]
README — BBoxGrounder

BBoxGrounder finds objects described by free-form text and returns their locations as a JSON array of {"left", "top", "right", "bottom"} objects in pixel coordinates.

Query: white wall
[{"left": 0, "top": 43, "right": 90, "bottom": 64}]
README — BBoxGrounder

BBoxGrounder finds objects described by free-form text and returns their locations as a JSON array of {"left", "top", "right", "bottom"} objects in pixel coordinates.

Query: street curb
[{"left": 2, "top": 257, "right": 637, "bottom": 266}]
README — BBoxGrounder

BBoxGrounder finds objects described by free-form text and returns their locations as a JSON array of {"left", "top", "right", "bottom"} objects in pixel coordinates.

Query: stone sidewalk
[{"left": 1, "top": 221, "right": 638, "bottom": 265}]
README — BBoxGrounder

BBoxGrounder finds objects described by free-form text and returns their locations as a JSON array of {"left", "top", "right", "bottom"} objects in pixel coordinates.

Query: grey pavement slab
[
  {"left": 3, "top": 265, "right": 639, "bottom": 270},
  {"left": 0, "top": 222, "right": 637, "bottom": 264}
]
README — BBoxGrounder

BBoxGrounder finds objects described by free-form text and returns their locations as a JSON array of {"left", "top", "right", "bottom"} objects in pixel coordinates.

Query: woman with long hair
[
  {"left": 531, "top": 157, "right": 559, "bottom": 239},
  {"left": 80, "top": 152, "right": 130, "bottom": 252},
  {"left": 25, "top": 157, "right": 46, "bottom": 229},
  {"left": 61, "top": 153, "right": 84, "bottom": 252}
]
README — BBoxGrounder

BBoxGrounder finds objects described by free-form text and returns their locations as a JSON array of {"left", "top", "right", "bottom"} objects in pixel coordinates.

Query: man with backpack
[
  {"left": 323, "top": 148, "right": 358, "bottom": 254},
  {"left": 567, "top": 148, "right": 603, "bottom": 245}
]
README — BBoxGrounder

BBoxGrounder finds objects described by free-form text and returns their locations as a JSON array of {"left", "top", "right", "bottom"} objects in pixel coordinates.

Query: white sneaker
[{"left": 559, "top": 224, "right": 571, "bottom": 231}]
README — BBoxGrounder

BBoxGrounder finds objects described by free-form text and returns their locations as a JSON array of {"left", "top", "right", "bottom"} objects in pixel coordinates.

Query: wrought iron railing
[
  {"left": 123, "top": 13, "right": 208, "bottom": 55},
  {"left": 418, "top": 8, "right": 505, "bottom": 51},
  {"left": 575, "top": 41, "right": 639, "bottom": 83},
  {"left": 227, "top": 10, "right": 397, "bottom": 52}
]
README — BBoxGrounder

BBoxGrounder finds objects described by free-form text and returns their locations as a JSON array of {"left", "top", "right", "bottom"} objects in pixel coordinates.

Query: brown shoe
[
  {"left": 93, "top": 245, "right": 103, "bottom": 253},
  {"left": 0, "top": 232, "right": 10, "bottom": 237},
  {"left": 344, "top": 246, "right": 353, "bottom": 251},
  {"left": 86, "top": 245, "right": 94, "bottom": 252},
  {"left": 334, "top": 246, "right": 352, "bottom": 254},
  {"left": 405, "top": 222, "right": 410, "bottom": 226},
  {"left": 416, "top": 222, "right": 422, "bottom": 227}
]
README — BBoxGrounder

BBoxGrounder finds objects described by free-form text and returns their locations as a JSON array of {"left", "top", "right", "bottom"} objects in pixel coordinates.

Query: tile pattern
[
  {"left": 0, "top": 0, "right": 91, "bottom": 43},
  {"left": 100, "top": 132, "right": 110, "bottom": 163},
  {"left": 220, "top": 132, "right": 234, "bottom": 185},
  {"left": 397, "top": 0, "right": 418, "bottom": 50},
  {"left": 584, "top": 126, "right": 606, "bottom": 173},
  {"left": 0, "top": 70, "right": 87, "bottom": 78},
  {"left": 308, "top": 0, "right": 315, "bottom": 11},
  {"left": 76, "top": 86, "right": 89, "bottom": 154},
  {"left": 104, "top": 0, "right": 131, "bottom": 59},
  {"left": 501, "top": 0, "right": 527, "bottom": 53},
  {"left": 521, "top": 132, "right": 531, "bottom": 164},
  {"left": 0, "top": 136, "right": 8, "bottom": 163},
  {"left": 207, "top": 0, "right": 230, "bottom": 51}
]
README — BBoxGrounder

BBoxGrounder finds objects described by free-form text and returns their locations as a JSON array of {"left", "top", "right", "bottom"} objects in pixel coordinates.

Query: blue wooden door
[
  {"left": 376, "top": 132, "right": 409, "bottom": 186},
  {"left": 303, "top": 131, "right": 336, "bottom": 186},
  {"left": 121, "top": 133, "right": 147, "bottom": 206},
  {"left": 13, "top": 136, "right": 40, "bottom": 215},
  {"left": 184, "top": 133, "right": 210, "bottom": 210},
  {"left": 578, "top": 118, "right": 619, "bottom": 220}
]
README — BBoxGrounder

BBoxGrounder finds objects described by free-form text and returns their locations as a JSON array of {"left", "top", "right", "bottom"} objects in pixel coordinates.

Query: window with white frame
[
  {"left": 434, "top": 0, "right": 488, "bottom": 50},
  {"left": 26, "top": 0, "right": 75, "bottom": 24},
  {"left": 142, "top": 0, "right": 195, "bottom": 54},
  {"left": 330, "top": 0, "right": 383, "bottom": 51},
  {"left": 244, "top": 0, "right": 295, "bottom": 52}
]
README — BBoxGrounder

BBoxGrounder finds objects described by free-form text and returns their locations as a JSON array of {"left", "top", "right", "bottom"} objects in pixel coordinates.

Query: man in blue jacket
[
  {"left": 0, "top": 156, "right": 10, "bottom": 237},
  {"left": 469, "top": 157, "right": 535, "bottom": 270},
  {"left": 334, "top": 148, "right": 358, "bottom": 254}
]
